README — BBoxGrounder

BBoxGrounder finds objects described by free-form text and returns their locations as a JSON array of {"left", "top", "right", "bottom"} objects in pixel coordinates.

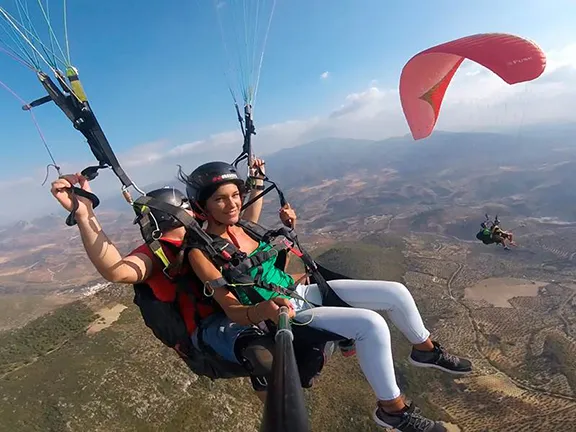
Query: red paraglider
[{"left": 399, "top": 33, "right": 547, "bottom": 140}]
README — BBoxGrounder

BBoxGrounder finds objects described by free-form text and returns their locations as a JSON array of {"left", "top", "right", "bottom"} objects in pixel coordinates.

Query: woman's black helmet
[
  {"left": 146, "top": 187, "right": 191, "bottom": 231},
  {"left": 180, "top": 161, "right": 245, "bottom": 208}
]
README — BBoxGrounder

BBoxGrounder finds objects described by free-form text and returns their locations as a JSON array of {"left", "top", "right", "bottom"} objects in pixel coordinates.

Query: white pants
[{"left": 291, "top": 279, "right": 430, "bottom": 400}]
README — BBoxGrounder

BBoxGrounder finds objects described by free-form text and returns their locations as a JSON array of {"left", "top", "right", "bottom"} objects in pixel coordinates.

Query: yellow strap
[
  {"left": 153, "top": 247, "right": 171, "bottom": 269},
  {"left": 65, "top": 67, "right": 88, "bottom": 102}
]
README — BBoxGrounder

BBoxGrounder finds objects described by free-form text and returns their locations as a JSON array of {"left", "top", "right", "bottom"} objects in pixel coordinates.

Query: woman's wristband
[
  {"left": 246, "top": 306, "right": 255, "bottom": 324},
  {"left": 246, "top": 303, "right": 262, "bottom": 324}
]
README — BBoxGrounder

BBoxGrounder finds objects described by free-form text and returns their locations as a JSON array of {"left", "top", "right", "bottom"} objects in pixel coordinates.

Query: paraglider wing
[{"left": 399, "top": 33, "right": 547, "bottom": 140}]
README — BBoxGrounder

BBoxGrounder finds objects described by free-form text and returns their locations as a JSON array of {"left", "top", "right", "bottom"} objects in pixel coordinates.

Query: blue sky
[{"left": 1, "top": 0, "right": 576, "bottom": 221}]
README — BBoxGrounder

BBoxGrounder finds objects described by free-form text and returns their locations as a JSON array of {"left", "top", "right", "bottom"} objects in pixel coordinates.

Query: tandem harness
[
  {"left": 131, "top": 195, "right": 354, "bottom": 387},
  {"left": 131, "top": 196, "right": 269, "bottom": 381},
  {"left": 189, "top": 219, "right": 355, "bottom": 387},
  {"left": 195, "top": 219, "right": 353, "bottom": 311}
]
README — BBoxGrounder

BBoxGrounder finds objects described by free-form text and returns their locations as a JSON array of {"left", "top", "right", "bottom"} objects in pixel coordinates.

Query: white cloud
[
  {"left": 120, "top": 140, "right": 170, "bottom": 168},
  {"left": 545, "top": 43, "right": 576, "bottom": 72},
  {"left": 4, "top": 41, "right": 576, "bottom": 223},
  {"left": 320, "top": 71, "right": 330, "bottom": 80},
  {"left": 169, "top": 130, "right": 240, "bottom": 157}
]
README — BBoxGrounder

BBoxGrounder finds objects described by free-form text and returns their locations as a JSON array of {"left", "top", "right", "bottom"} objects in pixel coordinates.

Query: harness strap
[
  {"left": 192, "top": 221, "right": 302, "bottom": 303},
  {"left": 146, "top": 235, "right": 215, "bottom": 315},
  {"left": 204, "top": 277, "right": 229, "bottom": 293},
  {"left": 134, "top": 195, "right": 224, "bottom": 279},
  {"left": 241, "top": 184, "right": 277, "bottom": 210},
  {"left": 222, "top": 265, "right": 296, "bottom": 299},
  {"left": 152, "top": 240, "right": 173, "bottom": 275},
  {"left": 213, "top": 240, "right": 244, "bottom": 262},
  {"left": 134, "top": 211, "right": 174, "bottom": 276},
  {"left": 189, "top": 218, "right": 346, "bottom": 311},
  {"left": 134, "top": 196, "right": 216, "bottom": 249},
  {"left": 239, "top": 220, "right": 303, "bottom": 258},
  {"left": 280, "top": 228, "right": 345, "bottom": 306},
  {"left": 229, "top": 243, "right": 286, "bottom": 275},
  {"left": 237, "top": 219, "right": 272, "bottom": 241}
]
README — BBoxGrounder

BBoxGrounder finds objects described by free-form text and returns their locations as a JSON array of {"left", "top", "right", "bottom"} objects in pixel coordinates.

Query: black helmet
[
  {"left": 180, "top": 161, "right": 245, "bottom": 207},
  {"left": 146, "top": 187, "right": 191, "bottom": 231}
]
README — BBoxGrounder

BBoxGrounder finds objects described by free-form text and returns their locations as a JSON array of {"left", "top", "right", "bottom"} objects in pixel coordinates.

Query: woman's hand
[
  {"left": 253, "top": 297, "right": 295, "bottom": 323},
  {"left": 279, "top": 203, "right": 297, "bottom": 228},
  {"left": 250, "top": 157, "right": 266, "bottom": 179}
]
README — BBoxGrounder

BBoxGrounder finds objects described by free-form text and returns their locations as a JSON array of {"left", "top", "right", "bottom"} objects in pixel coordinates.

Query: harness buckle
[
  {"left": 230, "top": 255, "right": 245, "bottom": 267},
  {"left": 162, "top": 265, "right": 177, "bottom": 281}
]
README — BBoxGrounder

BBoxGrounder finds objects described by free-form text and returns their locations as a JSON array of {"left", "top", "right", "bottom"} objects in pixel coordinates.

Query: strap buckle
[
  {"left": 204, "top": 277, "right": 228, "bottom": 297},
  {"left": 162, "top": 264, "right": 178, "bottom": 281}
]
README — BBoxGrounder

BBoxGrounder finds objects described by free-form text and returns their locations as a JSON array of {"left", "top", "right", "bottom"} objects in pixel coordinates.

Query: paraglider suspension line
[{"left": 41, "top": 163, "right": 62, "bottom": 186}]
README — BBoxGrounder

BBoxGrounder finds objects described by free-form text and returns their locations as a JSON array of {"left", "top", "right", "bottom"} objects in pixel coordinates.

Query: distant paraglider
[
  {"left": 399, "top": 33, "right": 547, "bottom": 140},
  {"left": 476, "top": 214, "right": 516, "bottom": 250}
]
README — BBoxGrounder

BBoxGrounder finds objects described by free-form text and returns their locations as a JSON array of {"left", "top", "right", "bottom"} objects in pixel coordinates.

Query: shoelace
[
  {"left": 400, "top": 407, "right": 434, "bottom": 431},
  {"left": 438, "top": 346, "right": 460, "bottom": 365}
]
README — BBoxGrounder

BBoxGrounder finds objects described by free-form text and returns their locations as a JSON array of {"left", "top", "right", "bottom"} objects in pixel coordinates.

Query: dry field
[
  {"left": 464, "top": 277, "right": 546, "bottom": 308},
  {"left": 86, "top": 303, "right": 128, "bottom": 335},
  {"left": 404, "top": 234, "right": 576, "bottom": 431}
]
